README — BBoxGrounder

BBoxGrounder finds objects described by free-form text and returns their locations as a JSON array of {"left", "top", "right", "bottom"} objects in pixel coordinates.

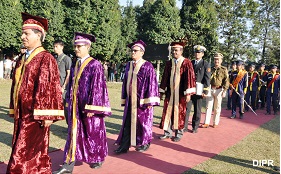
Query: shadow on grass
[
  {"left": 0, "top": 132, "right": 12, "bottom": 147},
  {"left": 184, "top": 155, "right": 279, "bottom": 174},
  {"left": 50, "top": 124, "right": 68, "bottom": 141},
  {"left": 0, "top": 106, "right": 13, "bottom": 124},
  {"left": 105, "top": 121, "right": 122, "bottom": 135}
]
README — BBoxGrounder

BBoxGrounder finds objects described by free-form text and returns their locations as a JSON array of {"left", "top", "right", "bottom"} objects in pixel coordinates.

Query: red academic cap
[
  {"left": 22, "top": 12, "right": 48, "bottom": 33},
  {"left": 127, "top": 40, "right": 147, "bottom": 51},
  {"left": 74, "top": 32, "right": 96, "bottom": 45},
  {"left": 170, "top": 42, "right": 186, "bottom": 48}
]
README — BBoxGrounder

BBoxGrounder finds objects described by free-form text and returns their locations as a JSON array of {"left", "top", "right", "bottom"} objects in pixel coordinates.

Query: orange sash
[
  {"left": 232, "top": 70, "right": 247, "bottom": 88},
  {"left": 248, "top": 72, "right": 257, "bottom": 86},
  {"left": 267, "top": 74, "right": 279, "bottom": 89}
]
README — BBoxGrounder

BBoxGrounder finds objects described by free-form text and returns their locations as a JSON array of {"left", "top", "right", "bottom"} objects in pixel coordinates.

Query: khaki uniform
[{"left": 205, "top": 66, "right": 229, "bottom": 126}]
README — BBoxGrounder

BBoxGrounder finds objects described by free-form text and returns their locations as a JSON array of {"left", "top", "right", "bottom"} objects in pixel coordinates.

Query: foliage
[
  {"left": 140, "top": 0, "right": 184, "bottom": 45},
  {"left": 180, "top": 0, "right": 219, "bottom": 59},
  {"left": 251, "top": 0, "right": 280, "bottom": 65},
  {"left": 0, "top": 0, "right": 23, "bottom": 56}
]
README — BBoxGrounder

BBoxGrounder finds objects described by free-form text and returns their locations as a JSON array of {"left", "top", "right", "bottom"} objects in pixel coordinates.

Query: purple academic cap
[
  {"left": 127, "top": 40, "right": 147, "bottom": 51},
  {"left": 74, "top": 32, "right": 95, "bottom": 45}
]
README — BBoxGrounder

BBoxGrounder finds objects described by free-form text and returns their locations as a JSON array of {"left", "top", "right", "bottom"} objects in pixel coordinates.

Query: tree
[
  {"left": 216, "top": 0, "right": 258, "bottom": 64},
  {"left": 113, "top": 1, "right": 138, "bottom": 62},
  {"left": 251, "top": 0, "right": 280, "bottom": 65},
  {"left": 21, "top": 0, "right": 67, "bottom": 52},
  {"left": 180, "top": 0, "right": 218, "bottom": 59},
  {"left": 0, "top": 0, "right": 23, "bottom": 56}
]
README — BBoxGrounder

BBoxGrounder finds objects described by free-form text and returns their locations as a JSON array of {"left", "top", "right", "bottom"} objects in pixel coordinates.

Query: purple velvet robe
[
  {"left": 63, "top": 57, "right": 111, "bottom": 164},
  {"left": 116, "top": 59, "right": 160, "bottom": 146},
  {"left": 7, "top": 47, "right": 64, "bottom": 174}
]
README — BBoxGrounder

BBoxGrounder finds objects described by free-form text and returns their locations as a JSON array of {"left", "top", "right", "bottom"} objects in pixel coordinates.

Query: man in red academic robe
[
  {"left": 159, "top": 42, "right": 196, "bottom": 142},
  {"left": 6, "top": 12, "right": 64, "bottom": 174}
]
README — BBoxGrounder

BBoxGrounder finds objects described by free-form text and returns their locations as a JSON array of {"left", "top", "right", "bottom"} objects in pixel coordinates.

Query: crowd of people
[{"left": 5, "top": 12, "right": 279, "bottom": 174}]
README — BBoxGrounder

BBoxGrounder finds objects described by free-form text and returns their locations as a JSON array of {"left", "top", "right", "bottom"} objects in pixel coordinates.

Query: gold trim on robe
[
  {"left": 163, "top": 57, "right": 184, "bottom": 130},
  {"left": 126, "top": 59, "right": 146, "bottom": 146},
  {"left": 85, "top": 105, "right": 111, "bottom": 112},
  {"left": 65, "top": 57, "right": 93, "bottom": 163},
  {"left": 33, "top": 109, "right": 64, "bottom": 116},
  {"left": 13, "top": 47, "right": 45, "bottom": 119},
  {"left": 140, "top": 97, "right": 160, "bottom": 105},
  {"left": 9, "top": 109, "right": 14, "bottom": 115}
]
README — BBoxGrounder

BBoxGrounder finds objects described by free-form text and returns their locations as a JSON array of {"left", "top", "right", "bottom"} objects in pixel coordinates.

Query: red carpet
[{"left": 0, "top": 109, "right": 275, "bottom": 174}]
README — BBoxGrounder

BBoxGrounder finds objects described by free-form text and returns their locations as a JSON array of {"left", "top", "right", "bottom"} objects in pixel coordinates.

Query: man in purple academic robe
[
  {"left": 114, "top": 40, "right": 160, "bottom": 154},
  {"left": 54, "top": 32, "right": 111, "bottom": 174}
]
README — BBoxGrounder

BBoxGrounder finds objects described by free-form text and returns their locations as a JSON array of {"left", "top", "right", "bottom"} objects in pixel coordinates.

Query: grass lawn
[{"left": 0, "top": 80, "right": 279, "bottom": 173}]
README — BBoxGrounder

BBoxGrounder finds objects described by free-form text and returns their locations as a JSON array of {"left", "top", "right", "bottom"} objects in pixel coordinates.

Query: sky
[{"left": 119, "top": 0, "right": 182, "bottom": 8}]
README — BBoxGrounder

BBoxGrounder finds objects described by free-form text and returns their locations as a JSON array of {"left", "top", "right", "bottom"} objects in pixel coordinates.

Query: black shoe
[
  {"left": 53, "top": 167, "right": 72, "bottom": 174},
  {"left": 239, "top": 114, "right": 244, "bottom": 119},
  {"left": 183, "top": 128, "right": 189, "bottom": 132},
  {"left": 136, "top": 143, "right": 150, "bottom": 152},
  {"left": 114, "top": 147, "right": 128, "bottom": 154},
  {"left": 159, "top": 135, "right": 171, "bottom": 140},
  {"left": 172, "top": 137, "right": 181, "bottom": 142},
  {"left": 265, "top": 112, "right": 271, "bottom": 115},
  {"left": 90, "top": 162, "right": 103, "bottom": 169},
  {"left": 230, "top": 115, "right": 236, "bottom": 119},
  {"left": 192, "top": 129, "right": 198, "bottom": 133}
]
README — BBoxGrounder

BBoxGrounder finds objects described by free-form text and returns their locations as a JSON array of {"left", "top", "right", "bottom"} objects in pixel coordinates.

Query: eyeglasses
[
  {"left": 130, "top": 49, "right": 141, "bottom": 53},
  {"left": 74, "top": 45, "right": 86, "bottom": 49}
]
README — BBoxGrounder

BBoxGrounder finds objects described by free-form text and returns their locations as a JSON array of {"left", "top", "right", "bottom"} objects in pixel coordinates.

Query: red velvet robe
[
  {"left": 159, "top": 57, "right": 195, "bottom": 130},
  {"left": 7, "top": 46, "right": 64, "bottom": 174}
]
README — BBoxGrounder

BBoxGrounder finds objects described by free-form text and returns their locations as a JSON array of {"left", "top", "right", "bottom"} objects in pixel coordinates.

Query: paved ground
[{"left": 0, "top": 109, "right": 274, "bottom": 174}]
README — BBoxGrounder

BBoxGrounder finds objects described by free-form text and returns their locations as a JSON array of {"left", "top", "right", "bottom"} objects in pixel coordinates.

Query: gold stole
[
  {"left": 126, "top": 59, "right": 146, "bottom": 146},
  {"left": 65, "top": 57, "right": 93, "bottom": 163},
  {"left": 11, "top": 47, "right": 45, "bottom": 118},
  {"left": 163, "top": 57, "right": 184, "bottom": 130}
]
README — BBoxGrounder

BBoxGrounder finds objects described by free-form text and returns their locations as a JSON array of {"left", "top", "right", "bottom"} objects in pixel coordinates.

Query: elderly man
[
  {"left": 54, "top": 32, "right": 111, "bottom": 173},
  {"left": 7, "top": 12, "right": 64, "bottom": 174},
  {"left": 203, "top": 53, "right": 229, "bottom": 128},
  {"left": 114, "top": 40, "right": 160, "bottom": 154},
  {"left": 159, "top": 41, "right": 196, "bottom": 142},
  {"left": 230, "top": 60, "right": 248, "bottom": 119}
]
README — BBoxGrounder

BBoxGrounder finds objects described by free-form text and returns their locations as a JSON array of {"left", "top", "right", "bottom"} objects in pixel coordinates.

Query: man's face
[
  {"left": 21, "top": 29, "right": 41, "bottom": 50},
  {"left": 20, "top": 48, "right": 26, "bottom": 54},
  {"left": 194, "top": 51, "right": 204, "bottom": 59},
  {"left": 237, "top": 64, "right": 242, "bottom": 70},
  {"left": 74, "top": 44, "right": 89, "bottom": 58},
  {"left": 130, "top": 46, "right": 144, "bottom": 61},
  {"left": 214, "top": 58, "right": 222, "bottom": 67},
  {"left": 232, "top": 64, "right": 237, "bottom": 70},
  {"left": 260, "top": 66, "right": 265, "bottom": 71},
  {"left": 171, "top": 47, "right": 183, "bottom": 59},
  {"left": 271, "top": 68, "right": 277, "bottom": 73},
  {"left": 53, "top": 44, "right": 63, "bottom": 54},
  {"left": 249, "top": 66, "right": 255, "bottom": 72}
]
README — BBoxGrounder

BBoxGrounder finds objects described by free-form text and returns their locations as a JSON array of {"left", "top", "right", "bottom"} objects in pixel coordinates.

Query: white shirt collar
[{"left": 80, "top": 54, "right": 90, "bottom": 64}]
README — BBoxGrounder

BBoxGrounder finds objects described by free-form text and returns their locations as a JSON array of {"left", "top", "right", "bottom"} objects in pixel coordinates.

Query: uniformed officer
[
  {"left": 203, "top": 53, "right": 229, "bottom": 128},
  {"left": 265, "top": 65, "right": 280, "bottom": 115},
  {"left": 227, "top": 61, "right": 237, "bottom": 110},
  {"left": 229, "top": 60, "right": 248, "bottom": 119},
  {"left": 184, "top": 45, "right": 211, "bottom": 133},
  {"left": 245, "top": 64, "right": 260, "bottom": 111},
  {"left": 256, "top": 63, "right": 268, "bottom": 109}
]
